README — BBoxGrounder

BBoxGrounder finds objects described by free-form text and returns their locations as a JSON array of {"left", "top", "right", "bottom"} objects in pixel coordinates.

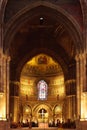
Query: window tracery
[{"left": 37, "top": 80, "right": 48, "bottom": 100}]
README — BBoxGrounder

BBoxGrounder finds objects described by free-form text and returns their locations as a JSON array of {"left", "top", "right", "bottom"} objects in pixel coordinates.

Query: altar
[{"left": 39, "top": 123, "right": 48, "bottom": 128}]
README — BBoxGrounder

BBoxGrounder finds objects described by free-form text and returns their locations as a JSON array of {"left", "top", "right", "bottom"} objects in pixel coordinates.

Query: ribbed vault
[{"left": 0, "top": 0, "right": 83, "bottom": 82}]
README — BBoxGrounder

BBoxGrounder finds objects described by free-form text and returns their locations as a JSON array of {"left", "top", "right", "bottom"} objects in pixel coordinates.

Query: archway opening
[{"left": 19, "top": 53, "right": 65, "bottom": 127}]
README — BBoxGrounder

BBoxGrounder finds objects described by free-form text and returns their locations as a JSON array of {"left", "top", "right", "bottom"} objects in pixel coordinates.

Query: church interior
[{"left": 0, "top": 0, "right": 87, "bottom": 130}]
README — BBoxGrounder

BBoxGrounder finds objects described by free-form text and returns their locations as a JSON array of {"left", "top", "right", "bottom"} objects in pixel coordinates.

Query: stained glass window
[{"left": 37, "top": 80, "right": 48, "bottom": 100}]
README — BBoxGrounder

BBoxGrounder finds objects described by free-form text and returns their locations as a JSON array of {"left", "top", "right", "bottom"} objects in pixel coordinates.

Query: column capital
[
  {"left": 0, "top": 48, "right": 3, "bottom": 55},
  {"left": 65, "top": 79, "right": 76, "bottom": 84},
  {"left": 3, "top": 54, "right": 11, "bottom": 61},
  {"left": 10, "top": 81, "right": 20, "bottom": 86},
  {"left": 7, "top": 56, "right": 11, "bottom": 61},
  {"left": 75, "top": 54, "right": 80, "bottom": 62},
  {"left": 75, "top": 53, "right": 86, "bottom": 61}
]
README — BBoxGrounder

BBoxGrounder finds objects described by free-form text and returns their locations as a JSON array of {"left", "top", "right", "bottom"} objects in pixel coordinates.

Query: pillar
[
  {"left": 75, "top": 54, "right": 81, "bottom": 119},
  {"left": 0, "top": 52, "right": 10, "bottom": 121},
  {"left": 0, "top": 23, "right": 3, "bottom": 48},
  {"left": 0, "top": 52, "right": 6, "bottom": 120},
  {"left": 81, "top": 53, "right": 87, "bottom": 119},
  {"left": 64, "top": 60, "right": 76, "bottom": 121},
  {"left": 82, "top": 53, "right": 86, "bottom": 92},
  {"left": 75, "top": 53, "right": 87, "bottom": 120},
  {"left": 10, "top": 81, "right": 20, "bottom": 122},
  {"left": 6, "top": 56, "right": 10, "bottom": 120},
  {"left": 65, "top": 79, "right": 76, "bottom": 121}
]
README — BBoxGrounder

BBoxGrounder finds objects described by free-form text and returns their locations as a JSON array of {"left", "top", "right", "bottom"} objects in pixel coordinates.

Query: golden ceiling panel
[{"left": 21, "top": 54, "right": 63, "bottom": 76}]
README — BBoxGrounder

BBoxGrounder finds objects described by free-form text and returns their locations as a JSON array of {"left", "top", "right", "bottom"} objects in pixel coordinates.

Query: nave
[{"left": 1, "top": 0, "right": 87, "bottom": 130}]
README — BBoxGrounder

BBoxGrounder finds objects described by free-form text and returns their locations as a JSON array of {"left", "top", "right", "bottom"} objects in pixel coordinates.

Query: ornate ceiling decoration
[{"left": 21, "top": 54, "right": 63, "bottom": 76}]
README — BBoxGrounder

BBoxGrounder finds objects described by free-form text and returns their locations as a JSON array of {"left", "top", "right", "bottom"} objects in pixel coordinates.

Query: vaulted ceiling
[{"left": 3, "top": 0, "right": 83, "bottom": 80}]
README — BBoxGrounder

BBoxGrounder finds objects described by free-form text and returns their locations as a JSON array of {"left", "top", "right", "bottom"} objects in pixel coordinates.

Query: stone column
[
  {"left": 0, "top": 50, "right": 4, "bottom": 93},
  {"left": 80, "top": 53, "right": 87, "bottom": 119},
  {"left": 82, "top": 53, "right": 86, "bottom": 92},
  {"left": 6, "top": 56, "right": 10, "bottom": 120},
  {"left": 79, "top": 54, "right": 87, "bottom": 119},
  {"left": 0, "top": 23, "right": 3, "bottom": 48},
  {"left": 10, "top": 81, "right": 20, "bottom": 122},
  {"left": 0, "top": 54, "right": 10, "bottom": 121},
  {"left": 0, "top": 52, "right": 7, "bottom": 120},
  {"left": 75, "top": 54, "right": 81, "bottom": 119},
  {"left": 65, "top": 79, "right": 76, "bottom": 121}
]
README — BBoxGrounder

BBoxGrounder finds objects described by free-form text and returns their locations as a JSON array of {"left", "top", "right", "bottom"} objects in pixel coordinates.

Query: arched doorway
[{"left": 32, "top": 103, "right": 52, "bottom": 128}]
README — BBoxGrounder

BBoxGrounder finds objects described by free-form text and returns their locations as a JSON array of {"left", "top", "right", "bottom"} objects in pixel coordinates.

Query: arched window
[{"left": 37, "top": 80, "right": 48, "bottom": 100}]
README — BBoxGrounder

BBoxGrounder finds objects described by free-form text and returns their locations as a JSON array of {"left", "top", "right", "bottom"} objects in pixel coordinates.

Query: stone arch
[
  {"left": 53, "top": 104, "right": 63, "bottom": 112},
  {"left": 15, "top": 48, "right": 68, "bottom": 81},
  {"left": 32, "top": 103, "right": 52, "bottom": 117},
  {"left": 0, "top": 0, "right": 8, "bottom": 48},
  {"left": 4, "top": 1, "right": 82, "bottom": 53}
]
